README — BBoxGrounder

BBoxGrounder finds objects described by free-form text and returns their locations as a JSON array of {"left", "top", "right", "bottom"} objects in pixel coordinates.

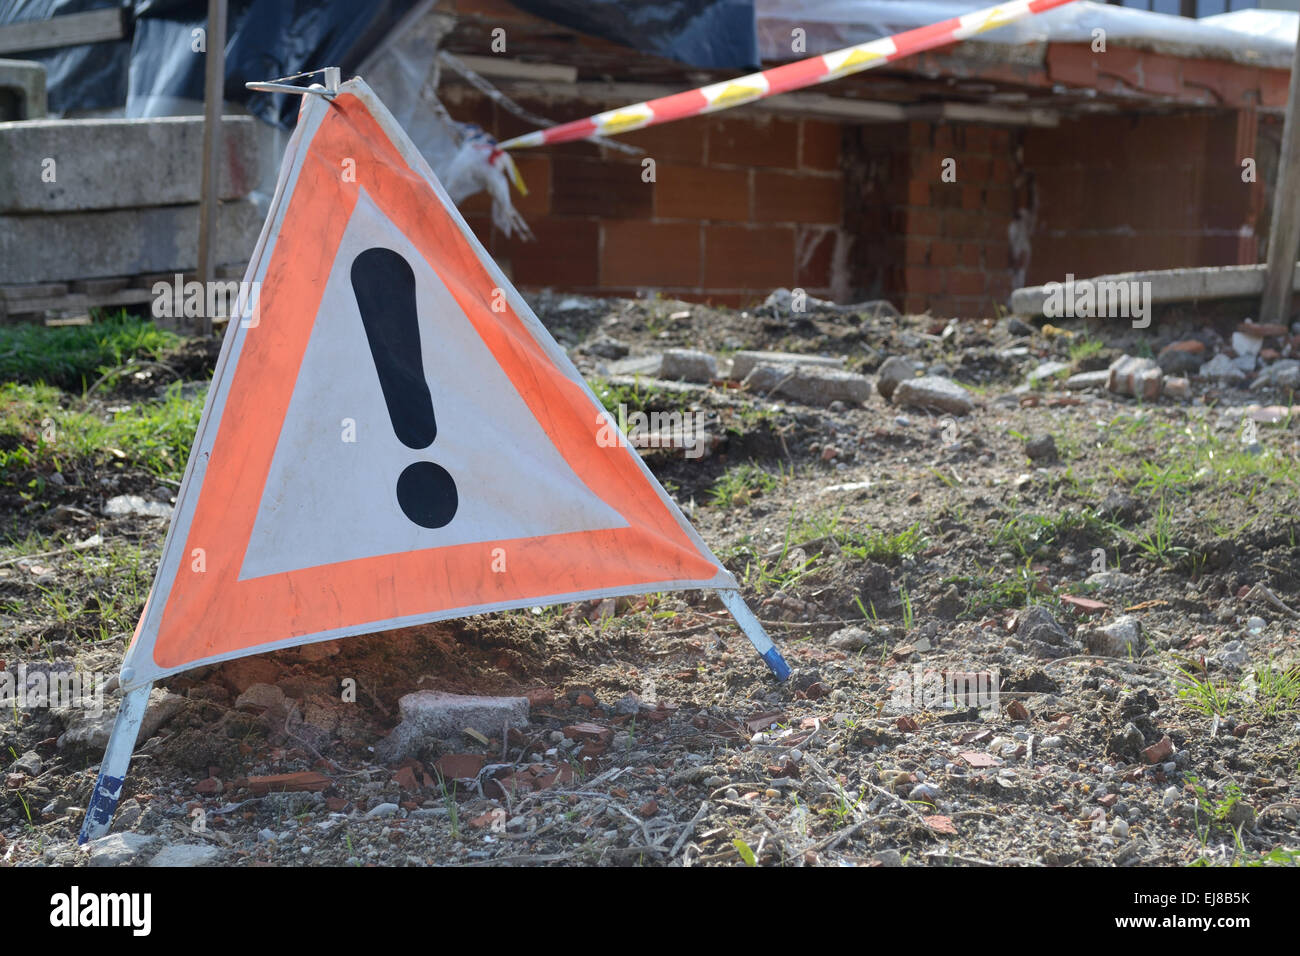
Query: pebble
[
  {"left": 1162, "top": 786, "right": 1180, "bottom": 808},
  {"left": 1111, "top": 818, "right": 1130, "bottom": 838},
  {"left": 365, "top": 802, "right": 400, "bottom": 820},
  {"left": 909, "top": 783, "right": 940, "bottom": 803},
  {"left": 1039, "top": 736, "right": 1064, "bottom": 750},
  {"left": 1217, "top": 640, "right": 1250, "bottom": 669}
]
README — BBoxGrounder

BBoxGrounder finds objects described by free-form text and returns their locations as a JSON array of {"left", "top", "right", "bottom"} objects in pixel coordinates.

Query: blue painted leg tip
[{"left": 762, "top": 647, "right": 791, "bottom": 682}]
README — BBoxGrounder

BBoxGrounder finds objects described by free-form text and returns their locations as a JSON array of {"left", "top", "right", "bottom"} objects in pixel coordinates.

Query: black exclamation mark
[{"left": 350, "top": 247, "right": 458, "bottom": 529}]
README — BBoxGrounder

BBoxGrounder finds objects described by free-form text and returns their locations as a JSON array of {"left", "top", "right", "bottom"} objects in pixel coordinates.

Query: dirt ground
[{"left": 2, "top": 294, "right": 1298, "bottom": 867}]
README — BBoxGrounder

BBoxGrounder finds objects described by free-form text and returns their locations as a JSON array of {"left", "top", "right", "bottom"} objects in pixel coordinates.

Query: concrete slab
[
  {"left": 729, "top": 350, "right": 846, "bottom": 381},
  {"left": 0, "top": 115, "right": 261, "bottom": 213},
  {"left": 742, "top": 363, "right": 872, "bottom": 406},
  {"left": 0, "top": 200, "right": 260, "bottom": 284},
  {"left": 1009, "top": 264, "right": 1300, "bottom": 318}
]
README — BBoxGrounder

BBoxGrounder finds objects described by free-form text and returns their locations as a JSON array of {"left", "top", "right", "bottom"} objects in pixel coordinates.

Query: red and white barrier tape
[{"left": 499, "top": 0, "right": 1077, "bottom": 150}]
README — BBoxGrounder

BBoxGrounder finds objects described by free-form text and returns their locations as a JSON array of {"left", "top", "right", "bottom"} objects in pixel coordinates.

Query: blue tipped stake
[
  {"left": 78, "top": 682, "right": 152, "bottom": 844},
  {"left": 718, "top": 588, "right": 790, "bottom": 681}
]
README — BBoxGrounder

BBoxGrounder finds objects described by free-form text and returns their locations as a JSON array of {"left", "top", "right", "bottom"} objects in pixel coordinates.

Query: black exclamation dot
[{"left": 351, "top": 247, "right": 458, "bottom": 529}]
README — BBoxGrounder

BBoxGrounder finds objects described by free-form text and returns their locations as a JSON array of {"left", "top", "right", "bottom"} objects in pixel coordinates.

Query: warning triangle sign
[{"left": 118, "top": 79, "right": 741, "bottom": 690}]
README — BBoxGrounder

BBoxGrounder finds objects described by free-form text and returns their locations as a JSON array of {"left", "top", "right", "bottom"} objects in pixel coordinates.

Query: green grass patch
[
  {"left": 991, "top": 509, "right": 1111, "bottom": 561},
  {"left": 839, "top": 522, "right": 928, "bottom": 564},
  {"left": 0, "top": 380, "right": 205, "bottom": 487},
  {"left": 591, "top": 376, "right": 693, "bottom": 417},
  {"left": 709, "top": 463, "right": 782, "bottom": 509},
  {"left": 0, "top": 313, "right": 179, "bottom": 392}
]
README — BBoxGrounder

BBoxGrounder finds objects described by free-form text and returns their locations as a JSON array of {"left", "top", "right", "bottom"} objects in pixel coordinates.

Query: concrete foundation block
[
  {"left": 0, "top": 115, "right": 261, "bottom": 213},
  {"left": 0, "top": 200, "right": 261, "bottom": 284}
]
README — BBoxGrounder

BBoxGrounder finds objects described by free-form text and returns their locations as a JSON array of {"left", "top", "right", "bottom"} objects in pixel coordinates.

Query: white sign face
[{"left": 240, "top": 189, "right": 625, "bottom": 581}]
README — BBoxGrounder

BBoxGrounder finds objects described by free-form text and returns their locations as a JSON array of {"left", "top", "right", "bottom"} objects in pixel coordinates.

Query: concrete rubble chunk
[
  {"left": 828, "top": 625, "right": 873, "bottom": 651},
  {"left": 375, "top": 691, "right": 529, "bottom": 762},
  {"left": 7, "top": 750, "right": 41, "bottom": 776},
  {"left": 1085, "top": 570, "right": 1136, "bottom": 591},
  {"left": 891, "top": 376, "right": 974, "bottom": 416},
  {"left": 149, "top": 843, "right": 221, "bottom": 867},
  {"left": 728, "top": 350, "right": 845, "bottom": 381},
  {"left": 0, "top": 115, "right": 261, "bottom": 212},
  {"left": 742, "top": 363, "right": 871, "bottom": 406},
  {"left": 1198, "top": 353, "right": 1248, "bottom": 383},
  {"left": 606, "top": 354, "right": 662, "bottom": 377},
  {"left": 1251, "top": 359, "right": 1300, "bottom": 391},
  {"left": 0, "top": 200, "right": 260, "bottom": 284},
  {"left": 1085, "top": 615, "right": 1143, "bottom": 657},
  {"left": 1027, "top": 360, "right": 1071, "bottom": 384},
  {"left": 103, "top": 495, "right": 173, "bottom": 519},
  {"left": 1107, "top": 355, "right": 1162, "bottom": 400},
  {"left": 88, "top": 832, "right": 157, "bottom": 867},
  {"left": 876, "top": 355, "right": 920, "bottom": 400},
  {"left": 659, "top": 348, "right": 717, "bottom": 383},
  {"left": 763, "top": 288, "right": 898, "bottom": 318},
  {"left": 1064, "top": 369, "right": 1110, "bottom": 391},
  {"left": 58, "top": 688, "right": 185, "bottom": 751},
  {"left": 1016, "top": 606, "right": 1068, "bottom": 646}
]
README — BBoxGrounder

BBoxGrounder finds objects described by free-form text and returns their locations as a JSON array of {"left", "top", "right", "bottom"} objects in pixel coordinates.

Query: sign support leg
[
  {"left": 718, "top": 589, "right": 790, "bottom": 681},
  {"left": 78, "top": 682, "right": 152, "bottom": 844}
]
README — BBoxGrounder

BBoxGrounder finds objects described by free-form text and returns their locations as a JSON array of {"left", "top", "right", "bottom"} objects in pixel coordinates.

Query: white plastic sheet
[{"left": 755, "top": 0, "right": 1297, "bottom": 69}]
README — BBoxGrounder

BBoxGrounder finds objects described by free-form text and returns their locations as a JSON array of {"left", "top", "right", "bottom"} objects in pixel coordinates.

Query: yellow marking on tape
[
  {"left": 828, "top": 46, "right": 884, "bottom": 76},
  {"left": 708, "top": 82, "right": 765, "bottom": 108},
  {"left": 971, "top": 5, "right": 1018, "bottom": 34},
  {"left": 599, "top": 109, "right": 652, "bottom": 135}
]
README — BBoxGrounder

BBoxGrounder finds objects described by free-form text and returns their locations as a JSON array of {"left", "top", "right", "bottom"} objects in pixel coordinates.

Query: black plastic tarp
[
  {"left": 3, "top": 0, "right": 760, "bottom": 123},
  {"left": 0, "top": 0, "right": 419, "bottom": 124},
  {"left": 127, "top": 0, "right": 419, "bottom": 127},
  {"left": 510, "top": 0, "right": 759, "bottom": 70},
  {"left": 0, "top": 1, "right": 130, "bottom": 114}
]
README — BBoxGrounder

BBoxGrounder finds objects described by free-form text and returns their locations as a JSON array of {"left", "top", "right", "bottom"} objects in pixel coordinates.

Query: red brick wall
[
  {"left": 448, "top": 86, "right": 1260, "bottom": 318},
  {"left": 1023, "top": 111, "right": 1260, "bottom": 286},
  {"left": 845, "top": 120, "right": 1025, "bottom": 318},
  {"left": 447, "top": 90, "right": 849, "bottom": 306}
]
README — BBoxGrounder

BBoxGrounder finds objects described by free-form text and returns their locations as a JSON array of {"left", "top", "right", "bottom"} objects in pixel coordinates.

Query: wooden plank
[
  {"left": 0, "top": 281, "right": 68, "bottom": 302},
  {"left": 0, "top": 8, "right": 126, "bottom": 56},
  {"left": 1260, "top": 18, "right": 1300, "bottom": 326},
  {"left": 0, "top": 287, "right": 153, "bottom": 318},
  {"left": 451, "top": 53, "right": 578, "bottom": 84},
  {"left": 70, "top": 277, "right": 128, "bottom": 295}
]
